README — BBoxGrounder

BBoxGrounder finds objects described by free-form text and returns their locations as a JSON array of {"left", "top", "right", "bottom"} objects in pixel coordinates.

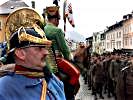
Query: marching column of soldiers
[{"left": 74, "top": 44, "right": 133, "bottom": 100}]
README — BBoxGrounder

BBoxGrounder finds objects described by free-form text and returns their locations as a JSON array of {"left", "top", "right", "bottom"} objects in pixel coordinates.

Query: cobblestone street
[{"left": 75, "top": 76, "right": 115, "bottom": 100}]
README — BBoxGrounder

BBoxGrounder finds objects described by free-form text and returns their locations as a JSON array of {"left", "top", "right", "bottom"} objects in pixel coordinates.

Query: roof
[
  {"left": 86, "top": 36, "right": 93, "bottom": 40},
  {"left": 0, "top": 0, "right": 29, "bottom": 14}
]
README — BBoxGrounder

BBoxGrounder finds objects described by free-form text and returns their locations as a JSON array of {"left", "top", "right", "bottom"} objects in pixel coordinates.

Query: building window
[
  {"left": 130, "top": 38, "right": 132, "bottom": 45},
  {"left": 117, "top": 32, "right": 118, "bottom": 38},
  {"left": 94, "top": 36, "right": 97, "bottom": 42},
  {"left": 116, "top": 41, "right": 121, "bottom": 49},
  {"left": 112, "top": 41, "right": 115, "bottom": 49},
  {"left": 107, "top": 34, "right": 110, "bottom": 40},
  {"left": 107, "top": 42, "right": 110, "bottom": 49},
  {"left": 129, "top": 25, "right": 131, "bottom": 32},
  {"left": 119, "top": 32, "right": 121, "bottom": 38},
  {"left": 106, "top": 35, "right": 108, "bottom": 40},
  {"left": 119, "top": 41, "right": 121, "bottom": 48},
  {"left": 112, "top": 33, "right": 115, "bottom": 39},
  {"left": 116, "top": 41, "right": 118, "bottom": 49},
  {"left": 117, "top": 32, "right": 121, "bottom": 38},
  {"left": 102, "top": 42, "right": 104, "bottom": 46},
  {"left": 0, "top": 21, "right": 1, "bottom": 30},
  {"left": 125, "top": 39, "right": 128, "bottom": 46}
]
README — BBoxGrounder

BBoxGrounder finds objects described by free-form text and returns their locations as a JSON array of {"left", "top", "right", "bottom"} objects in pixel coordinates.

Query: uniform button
[{"left": 47, "top": 90, "right": 50, "bottom": 93}]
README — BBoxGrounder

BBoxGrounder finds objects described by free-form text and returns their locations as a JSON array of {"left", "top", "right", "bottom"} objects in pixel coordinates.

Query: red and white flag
[{"left": 63, "top": 0, "right": 75, "bottom": 28}]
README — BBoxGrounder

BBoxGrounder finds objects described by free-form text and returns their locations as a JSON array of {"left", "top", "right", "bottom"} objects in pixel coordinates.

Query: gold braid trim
[
  {"left": 15, "top": 71, "right": 44, "bottom": 78},
  {"left": 18, "top": 31, "right": 51, "bottom": 45},
  {"left": 41, "top": 80, "right": 47, "bottom": 100}
]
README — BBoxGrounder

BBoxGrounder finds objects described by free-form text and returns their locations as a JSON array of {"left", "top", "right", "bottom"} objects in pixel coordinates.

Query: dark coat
[{"left": 116, "top": 66, "right": 133, "bottom": 100}]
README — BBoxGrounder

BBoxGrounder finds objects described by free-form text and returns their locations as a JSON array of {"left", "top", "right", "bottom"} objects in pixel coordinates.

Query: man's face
[
  {"left": 115, "top": 54, "right": 120, "bottom": 60},
  {"left": 22, "top": 46, "right": 49, "bottom": 69}
]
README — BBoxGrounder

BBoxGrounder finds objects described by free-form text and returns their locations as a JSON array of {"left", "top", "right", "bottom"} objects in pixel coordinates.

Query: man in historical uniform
[
  {"left": 109, "top": 51, "right": 123, "bottom": 99},
  {"left": 116, "top": 55, "right": 133, "bottom": 100},
  {"left": 44, "top": 6, "right": 72, "bottom": 62},
  {"left": 102, "top": 52, "right": 115, "bottom": 98},
  {"left": 44, "top": 6, "right": 80, "bottom": 100},
  {"left": 0, "top": 7, "right": 66, "bottom": 100},
  {"left": 91, "top": 56, "right": 105, "bottom": 100}
]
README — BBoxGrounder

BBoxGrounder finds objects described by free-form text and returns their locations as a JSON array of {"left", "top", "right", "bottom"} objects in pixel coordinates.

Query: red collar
[
  {"left": 15, "top": 65, "right": 41, "bottom": 72},
  {"left": 14, "top": 65, "right": 43, "bottom": 78}
]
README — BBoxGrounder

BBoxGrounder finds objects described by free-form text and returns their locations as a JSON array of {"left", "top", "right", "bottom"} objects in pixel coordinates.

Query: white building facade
[{"left": 86, "top": 12, "right": 133, "bottom": 54}]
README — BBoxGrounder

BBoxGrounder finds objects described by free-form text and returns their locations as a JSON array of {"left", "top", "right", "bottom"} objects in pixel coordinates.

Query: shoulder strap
[{"left": 41, "top": 80, "right": 47, "bottom": 100}]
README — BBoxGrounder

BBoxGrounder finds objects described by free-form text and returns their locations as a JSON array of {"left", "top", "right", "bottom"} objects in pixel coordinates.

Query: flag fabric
[{"left": 63, "top": 0, "right": 75, "bottom": 28}]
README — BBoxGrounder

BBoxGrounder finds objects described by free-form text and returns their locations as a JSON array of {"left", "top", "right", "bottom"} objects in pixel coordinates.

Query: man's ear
[{"left": 15, "top": 49, "right": 26, "bottom": 60}]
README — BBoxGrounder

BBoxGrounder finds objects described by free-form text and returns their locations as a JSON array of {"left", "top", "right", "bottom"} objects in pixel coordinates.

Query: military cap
[
  {"left": 45, "top": 6, "right": 60, "bottom": 19},
  {"left": 5, "top": 7, "right": 51, "bottom": 53},
  {"left": 9, "top": 27, "right": 52, "bottom": 53}
]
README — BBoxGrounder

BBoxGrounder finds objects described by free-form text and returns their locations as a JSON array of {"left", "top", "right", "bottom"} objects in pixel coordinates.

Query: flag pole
[
  {"left": 64, "top": 18, "right": 66, "bottom": 32},
  {"left": 63, "top": 0, "right": 66, "bottom": 32}
]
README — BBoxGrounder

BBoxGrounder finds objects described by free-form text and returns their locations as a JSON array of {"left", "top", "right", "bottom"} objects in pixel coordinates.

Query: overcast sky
[{"left": 0, "top": 0, "right": 133, "bottom": 38}]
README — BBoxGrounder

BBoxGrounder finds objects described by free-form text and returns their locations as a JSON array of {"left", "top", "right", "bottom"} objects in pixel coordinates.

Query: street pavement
[{"left": 75, "top": 76, "right": 115, "bottom": 100}]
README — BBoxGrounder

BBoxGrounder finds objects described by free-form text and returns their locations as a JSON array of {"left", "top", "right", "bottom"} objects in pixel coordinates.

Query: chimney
[
  {"left": 123, "top": 15, "right": 127, "bottom": 20},
  {"left": 31, "top": 1, "right": 35, "bottom": 8},
  {"left": 128, "top": 14, "right": 132, "bottom": 19}
]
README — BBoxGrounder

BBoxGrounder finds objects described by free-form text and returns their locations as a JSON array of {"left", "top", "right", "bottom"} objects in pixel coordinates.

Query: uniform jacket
[
  {"left": 116, "top": 66, "right": 133, "bottom": 100},
  {"left": 0, "top": 73, "right": 66, "bottom": 100},
  {"left": 109, "top": 60, "right": 122, "bottom": 81},
  {"left": 44, "top": 23, "right": 71, "bottom": 60},
  {"left": 92, "top": 63, "right": 105, "bottom": 84}
]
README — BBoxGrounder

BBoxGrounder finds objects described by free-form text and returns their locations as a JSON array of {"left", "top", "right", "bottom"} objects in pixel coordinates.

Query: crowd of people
[{"left": 74, "top": 44, "right": 133, "bottom": 100}]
